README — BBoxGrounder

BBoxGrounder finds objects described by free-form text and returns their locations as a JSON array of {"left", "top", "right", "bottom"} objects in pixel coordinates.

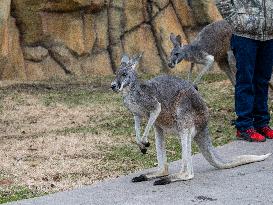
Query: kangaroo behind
[
  {"left": 169, "top": 20, "right": 236, "bottom": 86},
  {"left": 111, "top": 54, "right": 271, "bottom": 186}
]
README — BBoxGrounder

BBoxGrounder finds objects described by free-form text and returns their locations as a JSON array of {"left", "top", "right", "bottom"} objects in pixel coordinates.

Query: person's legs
[
  {"left": 253, "top": 39, "right": 273, "bottom": 128},
  {"left": 252, "top": 39, "right": 273, "bottom": 139},
  {"left": 231, "top": 35, "right": 258, "bottom": 130},
  {"left": 231, "top": 35, "right": 266, "bottom": 142}
]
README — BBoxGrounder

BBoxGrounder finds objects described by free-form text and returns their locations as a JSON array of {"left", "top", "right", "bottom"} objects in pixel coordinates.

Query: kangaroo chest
[{"left": 123, "top": 93, "right": 147, "bottom": 116}]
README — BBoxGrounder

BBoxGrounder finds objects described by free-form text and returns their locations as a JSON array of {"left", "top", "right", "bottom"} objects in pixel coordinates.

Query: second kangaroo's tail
[{"left": 194, "top": 127, "right": 271, "bottom": 169}]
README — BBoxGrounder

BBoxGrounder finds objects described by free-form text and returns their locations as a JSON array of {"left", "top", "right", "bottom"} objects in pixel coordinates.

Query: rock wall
[{"left": 0, "top": 0, "right": 222, "bottom": 81}]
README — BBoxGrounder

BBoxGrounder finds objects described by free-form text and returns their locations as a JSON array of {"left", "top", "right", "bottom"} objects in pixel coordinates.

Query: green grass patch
[
  {"left": 53, "top": 126, "right": 100, "bottom": 135},
  {"left": 105, "top": 135, "right": 201, "bottom": 173},
  {"left": 199, "top": 72, "right": 228, "bottom": 83},
  {"left": 0, "top": 187, "right": 43, "bottom": 204},
  {"left": 42, "top": 89, "right": 122, "bottom": 107},
  {"left": 0, "top": 93, "right": 3, "bottom": 114},
  {"left": 98, "top": 111, "right": 134, "bottom": 136}
]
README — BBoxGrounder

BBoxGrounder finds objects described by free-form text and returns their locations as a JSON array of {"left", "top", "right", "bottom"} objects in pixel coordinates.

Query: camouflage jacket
[{"left": 215, "top": 0, "right": 273, "bottom": 41}]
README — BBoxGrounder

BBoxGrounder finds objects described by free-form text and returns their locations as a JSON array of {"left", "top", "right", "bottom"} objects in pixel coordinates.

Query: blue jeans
[{"left": 231, "top": 35, "right": 273, "bottom": 131}]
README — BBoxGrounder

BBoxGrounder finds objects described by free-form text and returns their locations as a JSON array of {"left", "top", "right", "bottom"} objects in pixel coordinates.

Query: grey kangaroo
[
  {"left": 168, "top": 20, "right": 236, "bottom": 86},
  {"left": 111, "top": 54, "right": 271, "bottom": 186}
]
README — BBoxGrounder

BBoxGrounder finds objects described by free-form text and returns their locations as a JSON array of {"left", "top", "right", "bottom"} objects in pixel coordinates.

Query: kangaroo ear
[
  {"left": 170, "top": 33, "right": 182, "bottom": 47},
  {"left": 121, "top": 54, "right": 130, "bottom": 65},
  {"left": 170, "top": 33, "right": 177, "bottom": 46},
  {"left": 176, "top": 35, "right": 182, "bottom": 46},
  {"left": 129, "top": 53, "right": 143, "bottom": 70}
]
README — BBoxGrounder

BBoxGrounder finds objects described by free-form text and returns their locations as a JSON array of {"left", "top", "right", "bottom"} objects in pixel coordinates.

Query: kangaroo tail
[{"left": 194, "top": 127, "right": 271, "bottom": 169}]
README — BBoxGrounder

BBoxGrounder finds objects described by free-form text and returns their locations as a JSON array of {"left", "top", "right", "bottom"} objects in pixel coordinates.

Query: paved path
[{"left": 7, "top": 140, "right": 273, "bottom": 205}]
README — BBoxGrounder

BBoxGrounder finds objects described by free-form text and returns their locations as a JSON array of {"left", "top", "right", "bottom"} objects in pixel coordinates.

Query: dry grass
[
  {"left": 0, "top": 72, "right": 238, "bottom": 203},
  {"left": 0, "top": 88, "right": 123, "bottom": 192}
]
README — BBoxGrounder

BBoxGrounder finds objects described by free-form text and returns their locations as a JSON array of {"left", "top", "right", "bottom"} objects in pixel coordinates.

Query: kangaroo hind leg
[{"left": 154, "top": 127, "right": 196, "bottom": 185}]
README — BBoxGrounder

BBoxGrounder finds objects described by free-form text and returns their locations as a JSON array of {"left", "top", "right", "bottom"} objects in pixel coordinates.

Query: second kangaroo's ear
[
  {"left": 170, "top": 33, "right": 182, "bottom": 47},
  {"left": 170, "top": 33, "right": 177, "bottom": 46},
  {"left": 176, "top": 35, "right": 182, "bottom": 46},
  {"left": 121, "top": 54, "right": 130, "bottom": 65},
  {"left": 129, "top": 53, "right": 143, "bottom": 70}
]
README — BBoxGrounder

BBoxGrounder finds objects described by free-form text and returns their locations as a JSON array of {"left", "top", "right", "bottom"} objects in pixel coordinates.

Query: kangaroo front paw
[
  {"left": 132, "top": 174, "right": 148, "bottom": 183},
  {"left": 138, "top": 143, "right": 148, "bottom": 154},
  {"left": 142, "top": 141, "right": 150, "bottom": 147},
  {"left": 140, "top": 148, "right": 147, "bottom": 154}
]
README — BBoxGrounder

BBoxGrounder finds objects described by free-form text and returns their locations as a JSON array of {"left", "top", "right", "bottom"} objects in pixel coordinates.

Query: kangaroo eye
[{"left": 122, "top": 73, "right": 127, "bottom": 77}]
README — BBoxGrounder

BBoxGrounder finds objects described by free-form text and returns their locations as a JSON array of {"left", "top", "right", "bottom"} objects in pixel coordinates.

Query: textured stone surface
[
  {"left": 41, "top": 12, "right": 94, "bottom": 56},
  {"left": 0, "top": 0, "right": 11, "bottom": 56},
  {"left": 108, "top": 7, "right": 123, "bottom": 45},
  {"left": 156, "top": 0, "right": 169, "bottom": 9},
  {"left": 109, "top": 0, "right": 122, "bottom": 8},
  {"left": 82, "top": 51, "right": 112, "bottom": 75},
  {"left": 191, "top": 0, "right": 222, "bottom": 25},
  {"left": 152, "top": 5, "right": 190, "bottom": 73},
  {"left": 171, "top": 0, "right": 196, "bottom": 27},
  {"left": 11, "top": 0, "right": 45, "bottom": 45},
  {"left": 110, "top": 44, "right": 123, "bottom": 71},
  {"left": 23, "top": 46, "right": 49, "bottom": 62},
  {"left": 0, "top": 18, "right": 26, "bottom": 80},
  {"left": 1, "top": 0, "right": 230, "bottom": 81},
  {"left": 48, "top": 45, "right": 83, "bottom": 76},
  {"left": 42, "top": 0, "right": 106, "bottom": 13},
  {"left": 25, "top": 56, "right": 66, "bottom": 81},
  {"left": 92, "top": 9, "right": 109, "bottom": 50},
  {"left": 0, "top": 0, "right": 11, "bottom": 79},
  {"left": 124, "top": 0, "right": 145, "bottom": 31},
  {"left": 123, "top": 24, "right": 163, "bottom": 74}
]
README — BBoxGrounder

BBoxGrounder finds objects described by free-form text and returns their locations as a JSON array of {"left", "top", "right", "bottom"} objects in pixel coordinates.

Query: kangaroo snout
[
  {"left": 111, "top": 82, "right": 119, "bottom": 92},
  {"left": 168, "top": 62, "right": 175, "bottom": 68}
]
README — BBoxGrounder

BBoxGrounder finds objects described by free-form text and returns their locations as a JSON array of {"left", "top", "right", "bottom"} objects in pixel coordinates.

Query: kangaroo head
[
  {"left": 111, "top": 54, "right": 142, "bottom": 92},
  {"left": 168, "top": 33, "right": 184, "bottom": 68}
]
